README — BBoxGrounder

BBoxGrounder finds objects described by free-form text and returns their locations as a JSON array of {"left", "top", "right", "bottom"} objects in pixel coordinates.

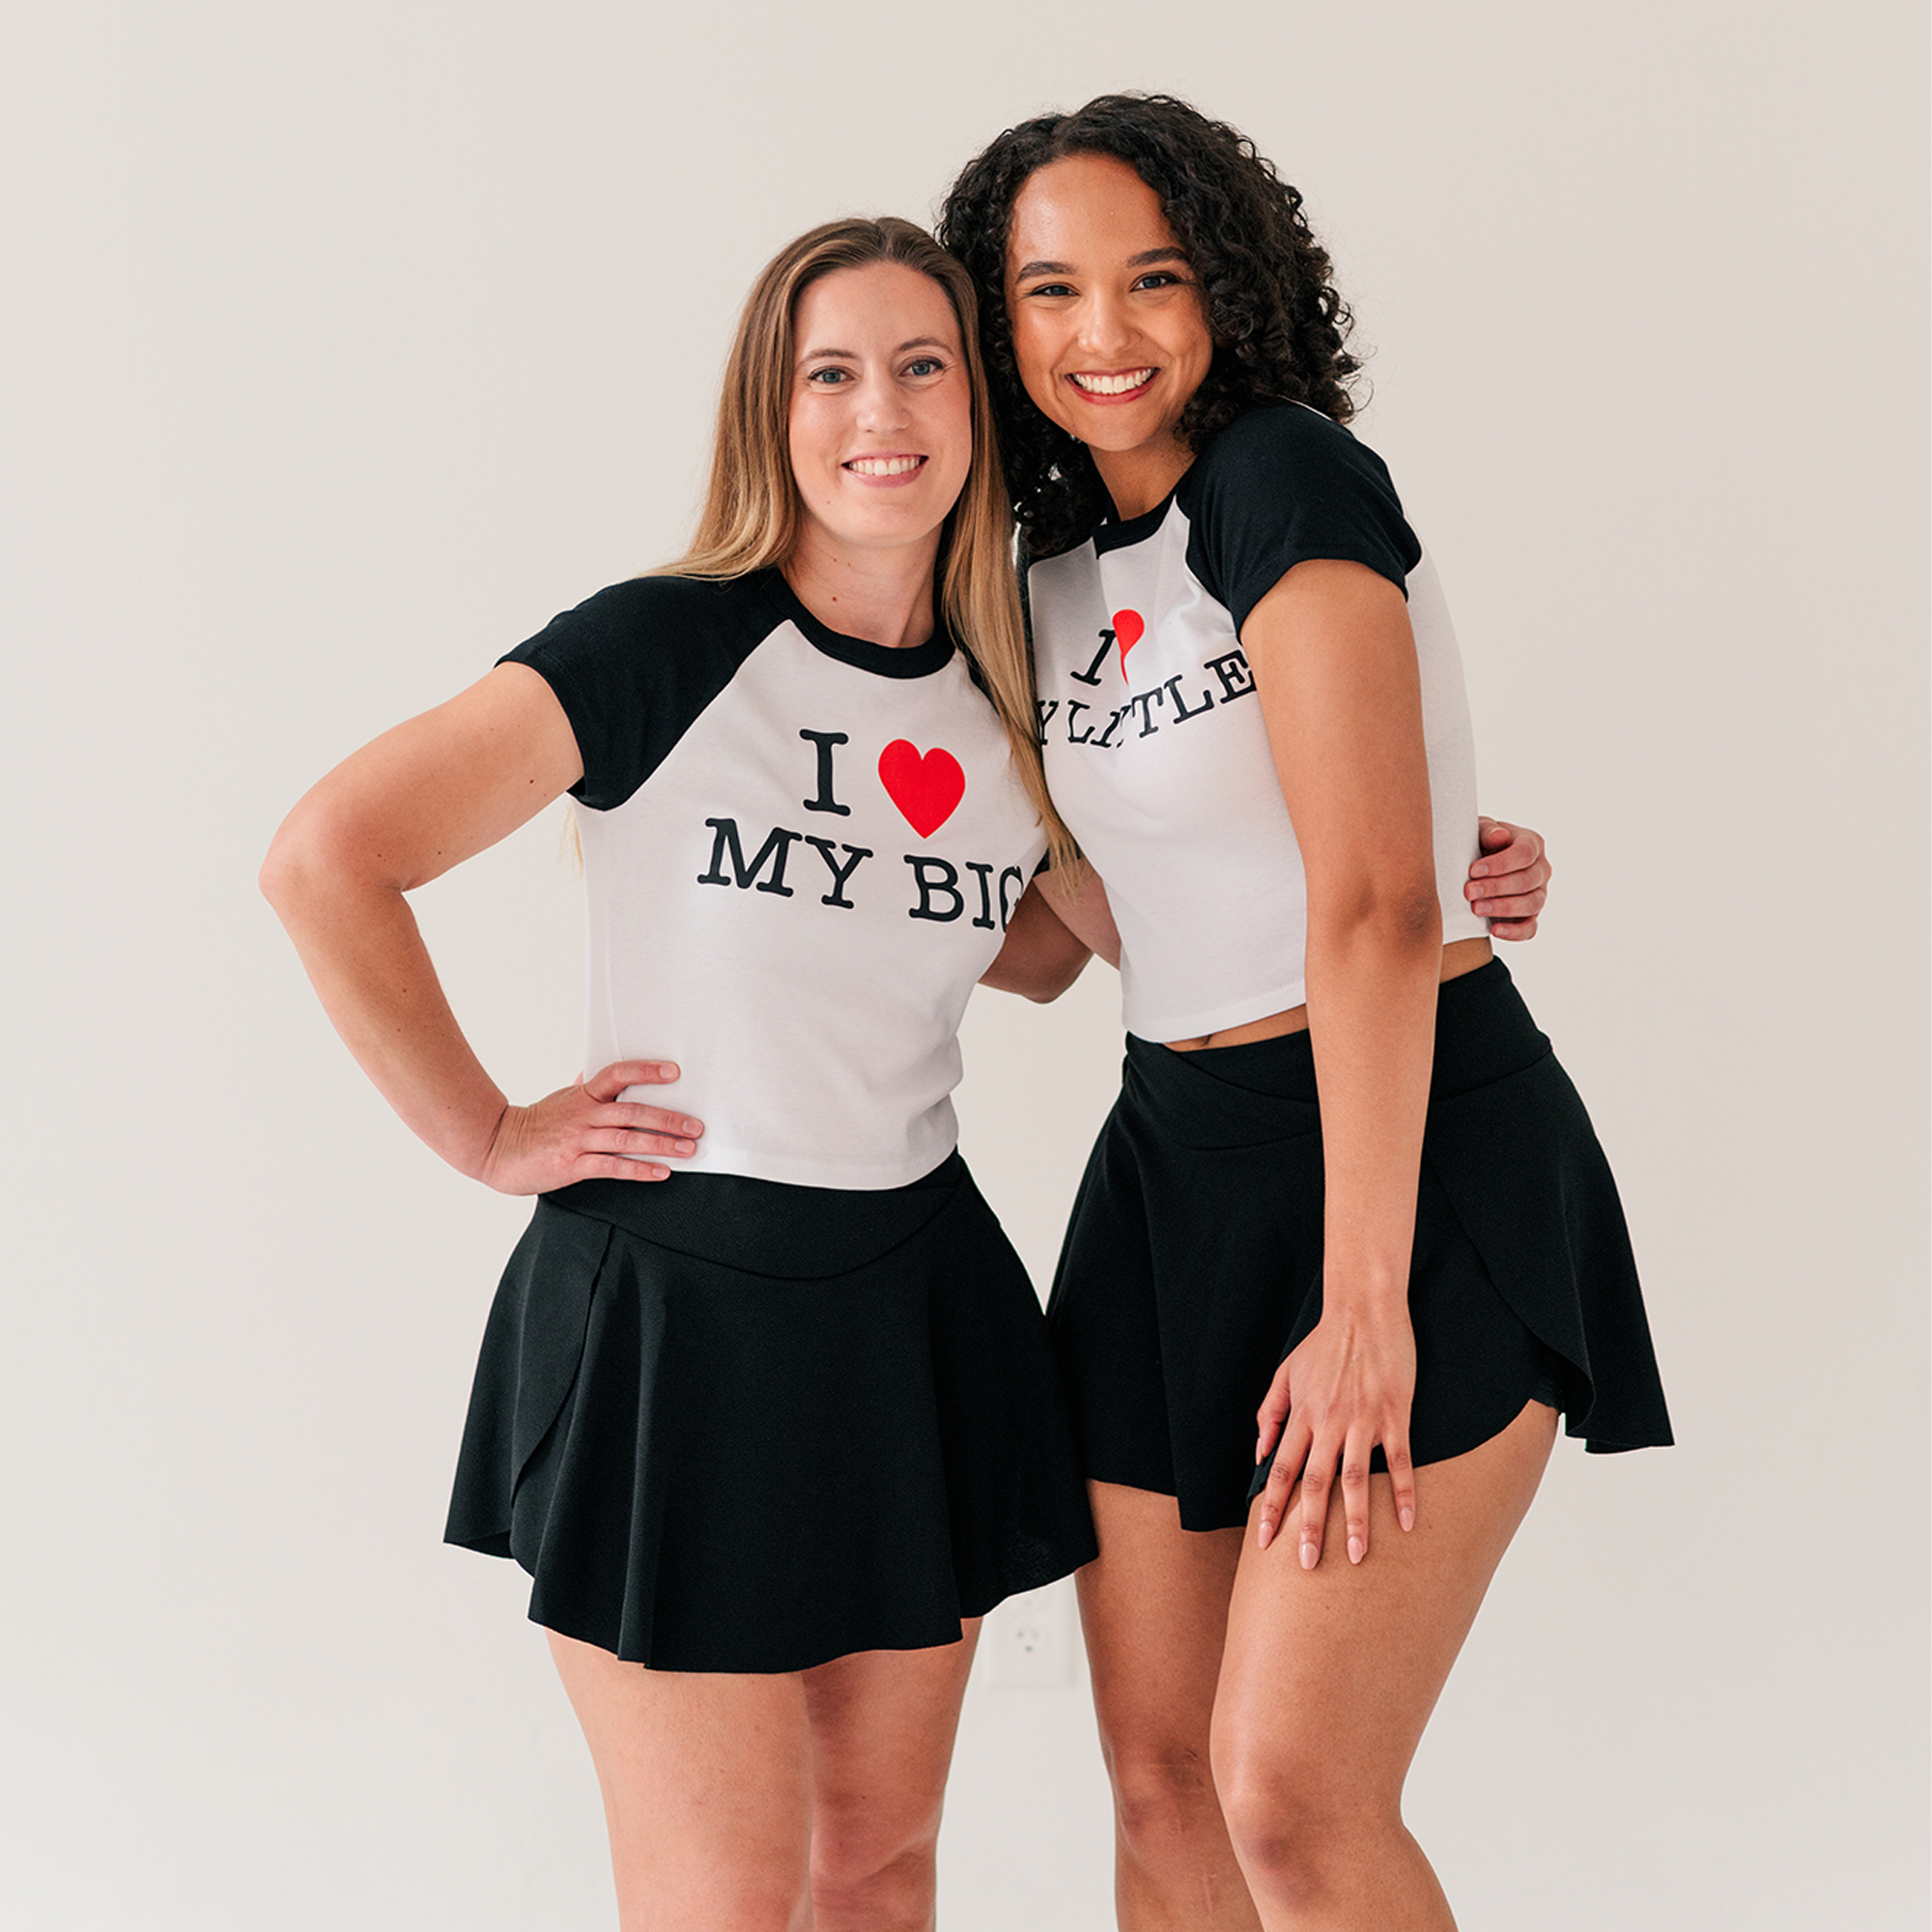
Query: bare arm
[
  {"left": 1037, "top": 860, "right": 1122, "bottom": 969},
  {"left": 1243, "top": 559, "right": 1441, "bottom": 1567},
  {"left": 978, "top": 857, "right": 1124, "bottom": 1001},
  {"left": 259, "top": 663, "right": 700, "bottom": 1190},
  {"left": 978, "top": 877, "right": 1093, "bottom": 1001}
]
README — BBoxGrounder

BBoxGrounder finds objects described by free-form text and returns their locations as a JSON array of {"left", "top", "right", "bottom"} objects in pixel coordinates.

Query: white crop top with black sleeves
[
  {"left": 1026, "top": 403, "right": 1487, "bottom": 1043},
  {"left": 501, "top": 570, "right": 1046, "bottom": 1189}
]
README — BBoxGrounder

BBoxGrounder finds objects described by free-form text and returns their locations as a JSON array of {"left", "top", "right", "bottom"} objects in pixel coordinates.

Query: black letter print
[
  {"left": 1068, "top": 630, "right": 1116, "bottom": 688},
  {"left": 964, "top": 862, "right": 996, "bottom": 930},
  {"left": 905, "top": 856, "right": 965, "bottom": 923},
  {"left": 1159, "top": 673, "right": 1215, "bottom": 723},
  {"left": 1126, "top": 688, "right": 1165, "bottom": 739},
  {"left": 803, "top": 836, "right": 872, "bottom": 908},
  {"left": 1065, "top": 699, "right": 1096, "bottom": 744},
  {"left": 997, "top": 867, "right": 1027, "bottom": 929},
  {"left": 798, "top": 729, "right": 850, "bottom": 815},
  {"left": 697, "top": 818, "right": 801, "bottom": 895},
  {"left": 1036, "top": 698, "right": 1061, "bottom": 739},
  {"left": 1205, "top": 649, "right": 1257, "bottom": 702},
  {"left": 1091, "top": 703, "right": 1132, "bottom": 750}
]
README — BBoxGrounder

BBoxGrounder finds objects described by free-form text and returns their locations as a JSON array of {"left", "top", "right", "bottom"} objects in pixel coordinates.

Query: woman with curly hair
[{"left": 941, "top": 97, "right": 1671, "bottom": 1931}]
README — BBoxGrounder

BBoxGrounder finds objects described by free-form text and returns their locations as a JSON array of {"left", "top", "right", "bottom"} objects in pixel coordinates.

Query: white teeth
[
  {"left": 846, "top": 456, "right": 924, "bottom": 475},
  {"left": 1070, "top": 369, "right": 1154, "bottom": 395}
]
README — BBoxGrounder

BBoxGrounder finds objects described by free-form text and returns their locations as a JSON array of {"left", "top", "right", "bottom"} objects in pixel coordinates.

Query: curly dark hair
[{"left": 938, "top": 94, "right": 1362, "bottom": 557}]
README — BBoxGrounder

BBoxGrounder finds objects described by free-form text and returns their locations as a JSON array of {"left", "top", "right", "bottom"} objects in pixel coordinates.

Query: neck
[
  {"left": 783, "top": 526, "right": 942, "bottom": 650},
  {"left": 1091, "top": 432, "right": 1195, "bottom": 521}
]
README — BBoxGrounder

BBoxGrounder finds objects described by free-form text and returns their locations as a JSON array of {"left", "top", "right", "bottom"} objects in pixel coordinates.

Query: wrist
[
  {"left": 1319, "top": 1259, "right": 1411, "bottom": 1319},
  {"left": 428, "top": 1092, "right": 513, "bottom": 1183}
]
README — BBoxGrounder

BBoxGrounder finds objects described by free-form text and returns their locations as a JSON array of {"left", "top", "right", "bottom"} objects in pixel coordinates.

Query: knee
[
  {"left": 810, "top": 1797, "right": 941, "bottom": 1930},
  {"left": 1106, "top": 1743, "right": 1226, "bottom": 1855},
  {"left": 1210, "top": 1736, "right": 1388, "bottom": 1905}
]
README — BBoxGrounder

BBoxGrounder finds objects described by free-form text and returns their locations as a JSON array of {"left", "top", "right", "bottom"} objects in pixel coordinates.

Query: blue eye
[{"left": 906, "top": 357, "right": 944, "bottom": 378}]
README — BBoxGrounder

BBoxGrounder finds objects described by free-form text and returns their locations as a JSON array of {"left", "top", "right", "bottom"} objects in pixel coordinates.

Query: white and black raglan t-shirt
[
  {"left": 501, "top": 570, "right": 1046, "bottom": 1190},
  {"left": 1026, "top": 404, "right": 1488, "bottom": 1043}
]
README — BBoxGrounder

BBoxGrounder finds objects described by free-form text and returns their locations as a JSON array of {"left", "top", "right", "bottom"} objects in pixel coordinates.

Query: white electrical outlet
[{"left": 984, "top": 1583, "right": 1074, "bottom": 1688}]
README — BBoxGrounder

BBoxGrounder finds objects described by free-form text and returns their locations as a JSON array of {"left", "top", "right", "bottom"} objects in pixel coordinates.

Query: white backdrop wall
[{"left": 1, "top": 3, "right": 1924, "bottom": 1927}]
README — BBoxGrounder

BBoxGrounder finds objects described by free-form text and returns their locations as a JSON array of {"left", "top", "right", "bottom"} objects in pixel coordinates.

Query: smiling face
[
  {"left": 786, "top": 262, "right": 974, "bottom": 569},
  {"left": 1005, "top": 152, "right": 1214, "bottom": 512}
]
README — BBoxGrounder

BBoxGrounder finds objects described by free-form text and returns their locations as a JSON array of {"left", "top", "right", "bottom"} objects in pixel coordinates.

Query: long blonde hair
[{"left": 656, "top": 215, "right": 1072, "bottom": 870}]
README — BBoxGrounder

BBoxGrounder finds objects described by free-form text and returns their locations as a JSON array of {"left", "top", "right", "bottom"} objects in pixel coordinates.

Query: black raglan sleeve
[
  {"left": 1184, "top": 406, "right": 1424, "bottom": 634},
  {"left": 498, "top": 575, "right": 775, "bottom": 810}
]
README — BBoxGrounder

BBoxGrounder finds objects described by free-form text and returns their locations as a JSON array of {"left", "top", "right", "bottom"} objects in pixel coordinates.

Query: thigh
[
  {"left": 1213, "top": 1400, "right": 1556, "bottom": 1806},
  {"left": 548, "top": 1629, "right": 812, "bottom": 1932},
  {"left": 1079, "top": 1480, "right": 1245, "bottom": 1776},
  {"left": 803, "top": 1622, "right": 982, "bottom": 1846}
]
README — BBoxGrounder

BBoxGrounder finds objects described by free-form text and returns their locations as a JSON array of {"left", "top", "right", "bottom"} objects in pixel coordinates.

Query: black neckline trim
[
  {"left": 759, "top": 572, "right": 956, "bottom": 679},
  {"left": 1091, "top": 487, "right": 1180, "bottom": 556}
]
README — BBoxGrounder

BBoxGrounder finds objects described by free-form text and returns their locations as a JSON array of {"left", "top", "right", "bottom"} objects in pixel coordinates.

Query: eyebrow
[
  {"left": 1012, "top": 246, "right": 1189, "bottom": 279},
  {"left": 797, "top": 335, "right": 954, "bottom": 360}
]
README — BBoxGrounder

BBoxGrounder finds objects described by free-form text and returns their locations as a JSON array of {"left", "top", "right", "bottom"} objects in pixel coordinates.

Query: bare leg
[
  {"left": 1210, "top": 1401, "right": 1557, "bottom": 1931},
  {"left": 804, "top": 1622, "right": 982, "bottom": 1932},
  {"left": 547, "top": 1629, "right": 813, "bottom": 1932},
  {"left": 1077, "top": 1481, "right": 1262, "bottom": 1931}
]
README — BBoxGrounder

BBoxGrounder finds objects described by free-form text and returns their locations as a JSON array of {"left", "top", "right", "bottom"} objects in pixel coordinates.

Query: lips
[
  {"left": 844, "top": 454, "right": 926, "bottom": 476},
  {"left": 1066, "top": 367, "right": 1157, "bottom": 401}
]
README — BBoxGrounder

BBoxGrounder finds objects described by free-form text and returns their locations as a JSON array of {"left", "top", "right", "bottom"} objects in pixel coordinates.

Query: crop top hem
[
  {"left": 1126, "top": 980, "right": 1310, "bottom": 1045},
  {"left": 637, "top": 1131, "right": 961, "bottom": 1193}
]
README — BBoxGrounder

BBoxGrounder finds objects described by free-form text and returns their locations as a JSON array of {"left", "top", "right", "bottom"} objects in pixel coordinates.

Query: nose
[
  {"left": 856, "top": 372, "right": 910, "bottom": 435},
  {"left": 1075, "top": 286, "right": 1136, "bottom": 360}
]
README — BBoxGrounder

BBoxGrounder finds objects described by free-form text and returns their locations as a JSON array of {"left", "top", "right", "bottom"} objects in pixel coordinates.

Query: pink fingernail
[
  {"left": 1257, "top": 1518, "right": 1274, "bottom": 1551},
  {"left": 1348, "top": 1536, "right": 1365, "bottom": 1565},
  {"left": 673, "top": 1140, "right": 695, "bottom": 1154},
  {"left": 683, "top": 1119, "right": 701, "bottom": 1135},
  {"left": 1400, "top": 1506, "right": 1415, "bottom": 1532},
  {"left": 1299, "top": 1540, "right": 1320, "bottom": 1571}
]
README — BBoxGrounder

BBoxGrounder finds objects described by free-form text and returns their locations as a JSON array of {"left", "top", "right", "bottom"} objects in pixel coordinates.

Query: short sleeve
[
  {"left": 1182, "top": 406, "right": 1423, "bottom": 634},
  {"left": 497, "top": 575, "right": 776, "bottom": 811}
]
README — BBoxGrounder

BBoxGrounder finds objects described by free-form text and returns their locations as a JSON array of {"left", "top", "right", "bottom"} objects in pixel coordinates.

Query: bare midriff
[{"left": 1161, "top": 935, "right": 1493, "bottom": 1052}]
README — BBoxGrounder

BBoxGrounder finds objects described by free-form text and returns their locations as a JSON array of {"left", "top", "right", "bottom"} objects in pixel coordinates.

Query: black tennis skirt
[
  {"left": 445, "top": 1152, "right": 1097, "bottom": 1673},
  {"left": 1046, "top": 958, "right": 1672, "bottom": 1532}
]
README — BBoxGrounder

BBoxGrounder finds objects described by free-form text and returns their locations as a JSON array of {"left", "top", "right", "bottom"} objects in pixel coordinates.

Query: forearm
[
  {"left": 264, "top": 857, "right": 507, "bottom": 1177},
  {"left": 1303, "top": 891, "right": 1441, "bottom": 1312},
  {"left": 1037, "top": 861, "right": 1122, "bottom": 969},
  {"left": 979, "top": 878, "right": 1093, "bottom": 1001}
]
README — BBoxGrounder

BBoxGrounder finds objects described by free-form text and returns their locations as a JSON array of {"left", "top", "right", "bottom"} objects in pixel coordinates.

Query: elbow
[
  {"left": 259, "top": 803, "right": 374, "bottom": 926},
  {"left": 1311, "top": 875, "right": 1442, "bottom": 954}
]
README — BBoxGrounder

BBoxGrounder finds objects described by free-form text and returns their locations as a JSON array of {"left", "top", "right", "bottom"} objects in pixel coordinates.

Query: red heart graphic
[
  {"left": 1114, "top": 608, "right": 1145, "bottom": 677},
  {"left": 878, "top": 739, "right": 966, "bottom": 838}
]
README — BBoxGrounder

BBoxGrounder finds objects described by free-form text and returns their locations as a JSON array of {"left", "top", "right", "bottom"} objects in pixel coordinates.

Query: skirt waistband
[
  {"left": 543, "top": 1151, "right": 966, "bottom": 1281},
  {"left": 1124, "top": 958, "right": 1551, "bottom": 1116}
]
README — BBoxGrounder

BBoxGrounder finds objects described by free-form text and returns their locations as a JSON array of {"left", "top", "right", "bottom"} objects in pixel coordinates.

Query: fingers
[
  {"left": 1296, "top": 1437, "right": 1341, "bottom": 1570},
  {"left": 582, "top": 1059, "right": 682, "bottom": 1102},
  {"left": 1467, "top": 819, "right": 1548, "bottom": 885},
  {"left": 582, "top": 1127, "right": 697, "bottom": 1163},
  {"left": 599, "top": 1099, "right": 704, "bottom": 1139},
  {"left": 1255, "top": 1437, "right": 1419, "bottom": 1565},
  {"left": 1253, "top": 1416, "right": 1312, "bottom": 1554},
  {"left": 1255, "top": 1365, "right": 1293, "bottom": 1463},
  {"left": 1489, "top": 915, "right": 1540, "bottom": 942},
  {"left": 1468, "top": 885, "right": 1548, "bottom": 923},
  {"left": 1340, "top": 1430, "right": 1372, "bottom": 1566},
  {"left": 1387, "top": 1435, "right": 1417, "bottom": 1536},
  {"left": 573, "top": 1152, "right": 674, "bottom": 1182}
]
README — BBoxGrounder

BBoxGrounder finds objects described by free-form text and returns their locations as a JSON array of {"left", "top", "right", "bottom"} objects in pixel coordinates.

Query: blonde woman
[{"left": 261, "top": 217, "right": 1100, "bottom": 1932}]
